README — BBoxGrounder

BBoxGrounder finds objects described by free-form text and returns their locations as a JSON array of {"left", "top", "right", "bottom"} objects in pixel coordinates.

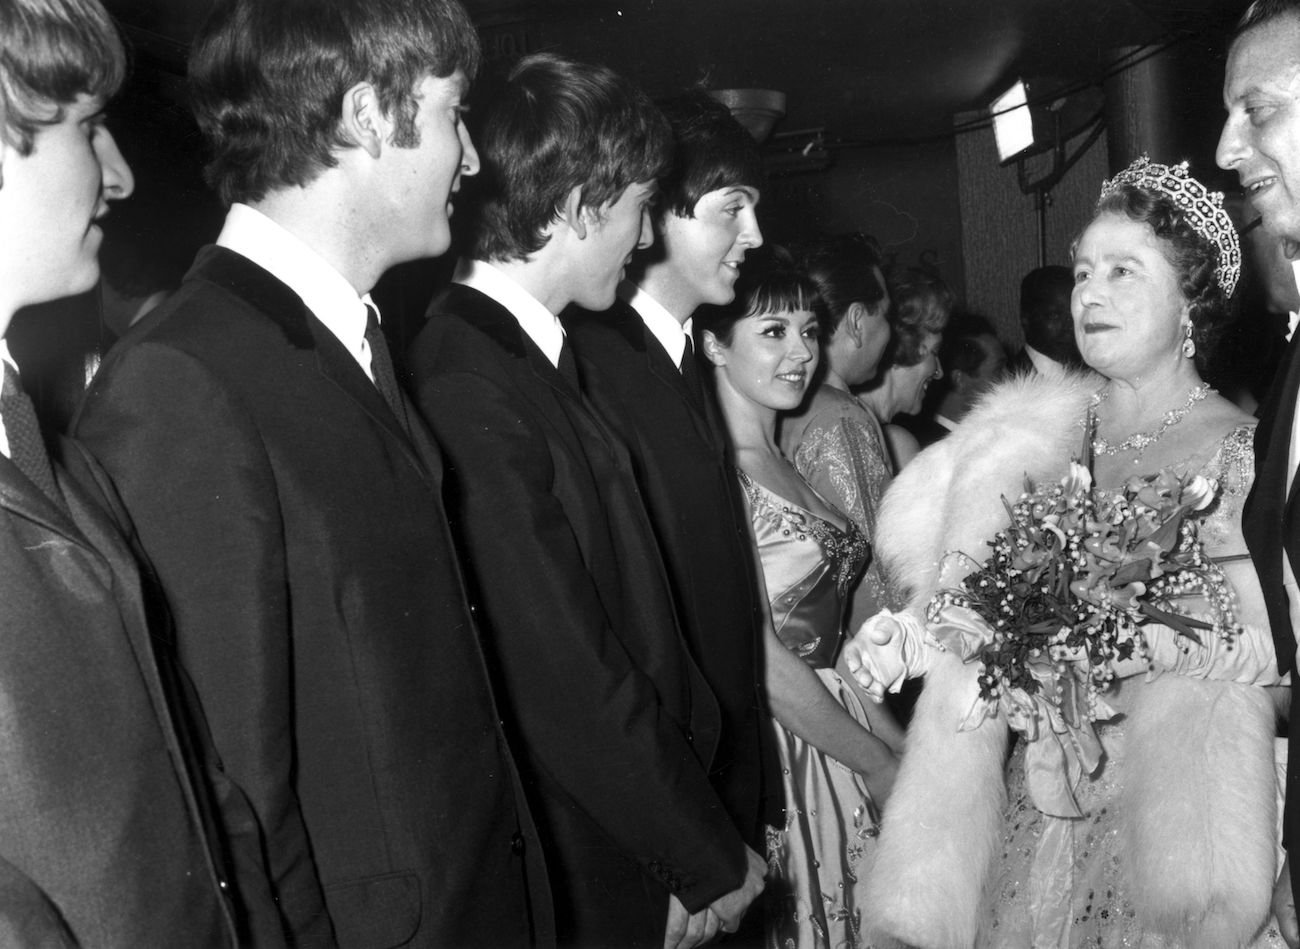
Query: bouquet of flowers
[{"left": 925, "top": 440, "right": 1239, "bottom": 816}]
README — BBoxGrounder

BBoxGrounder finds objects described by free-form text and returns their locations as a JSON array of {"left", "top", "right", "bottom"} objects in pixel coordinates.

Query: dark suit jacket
[
  {"left": 409, "top": 283, "right": 746, "bottom": 947},
  {"left": 73, "top": 246, "right": 550, "bottom": 949},
  {"left": 1007, "top": 347, "right": 1035, "bottom": 378},
  {"left": 565, "top": 298, "right": 777, "bottom": 847},
  {"left": 1243, "top": 329, "right": 1300, "bottom": 876},
  {"left": 0, "top": 435, "right": 240, "bottom": 947}
]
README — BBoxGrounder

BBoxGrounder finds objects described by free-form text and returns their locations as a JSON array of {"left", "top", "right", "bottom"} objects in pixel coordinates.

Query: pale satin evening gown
[{"left": 738, "top": 470, "right": 876, "bottom": 949}]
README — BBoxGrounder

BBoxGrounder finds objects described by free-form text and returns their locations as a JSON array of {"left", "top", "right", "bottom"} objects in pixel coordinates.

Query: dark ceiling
[{"left": 106, "top": 0, "right": 1246, "bottom": 147}]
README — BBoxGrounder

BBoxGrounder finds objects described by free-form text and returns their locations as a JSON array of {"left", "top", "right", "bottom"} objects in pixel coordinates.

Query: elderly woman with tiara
[{"left": 844, "top": 157, "right": 1290, "bottom": 948}]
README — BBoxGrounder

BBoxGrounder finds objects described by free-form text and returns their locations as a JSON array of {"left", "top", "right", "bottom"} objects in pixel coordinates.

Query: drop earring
[{"left": 1181, "top": 322, "right": 1195, "bottom": 359}]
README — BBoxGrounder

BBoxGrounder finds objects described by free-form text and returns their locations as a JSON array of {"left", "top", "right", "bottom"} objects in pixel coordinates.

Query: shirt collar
[
  {"left": 216, "top": 203, "right": 376, "bottom": 374},
  {"left": 620, "top": 282, "right": 690, "bottom": 369},
  {"left": 1289, "top": 261, "right": 1300, "bottom": 342},
  {"left": 456, "top": 258, "right": 566, "bottom": 368},
  {"left": 1025, "top": 344, "right": 1066, "bottom": 380},
  {"left": 0, "top": 340, "right": 14, "bottom": 460}
]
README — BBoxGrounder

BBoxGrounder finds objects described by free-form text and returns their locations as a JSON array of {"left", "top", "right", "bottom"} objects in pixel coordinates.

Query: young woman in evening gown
[{"left": 698, "top": 250, "right": 898, "bottom": 948}]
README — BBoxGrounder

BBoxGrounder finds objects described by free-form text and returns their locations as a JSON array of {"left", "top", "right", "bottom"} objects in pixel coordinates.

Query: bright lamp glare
[{"left": 991, "top": 81, "right": 1034, "bottom": 162}]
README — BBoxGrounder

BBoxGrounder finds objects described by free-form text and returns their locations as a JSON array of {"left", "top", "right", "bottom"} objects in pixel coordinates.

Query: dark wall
[{"left": 760, "top": 141, "right": 965, "bottom": 294}]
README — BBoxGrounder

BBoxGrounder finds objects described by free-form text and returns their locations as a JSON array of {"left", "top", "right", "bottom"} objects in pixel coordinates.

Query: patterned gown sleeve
[
  {"left": 792, "top": 402, "right": 901, "bottom": 625},
  {"left": 792, "top": 405, "right": 893, "bottom": 541}
]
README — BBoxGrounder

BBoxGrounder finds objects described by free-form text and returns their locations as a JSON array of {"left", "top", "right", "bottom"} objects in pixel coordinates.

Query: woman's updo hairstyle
[
  {"left": 878, "top": 271, "right": 953, "bottom": 370},
  {"left": 1090, "top": 184, "right": 1230, "bottom": 371},
  {"left": 695, "top": 245, "right": 829, "bottom": 346}
]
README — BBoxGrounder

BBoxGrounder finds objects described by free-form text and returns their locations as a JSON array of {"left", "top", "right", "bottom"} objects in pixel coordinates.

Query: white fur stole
[
  {"left": 863, "top": 373, "right": 1097, "bottom": 948},
  {"left": 1122, "top": 675, "right": 1277, "bottom": 948}
]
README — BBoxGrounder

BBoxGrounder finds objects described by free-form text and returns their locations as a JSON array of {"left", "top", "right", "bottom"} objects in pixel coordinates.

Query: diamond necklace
[{"left": 1091, "top": 382, "right": 1211, "bottom": 461}]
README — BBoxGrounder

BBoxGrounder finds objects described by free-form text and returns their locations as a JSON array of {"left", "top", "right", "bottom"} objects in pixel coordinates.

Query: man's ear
[
  {"left": 701, "top": 329, "right": 727, "bottom": 367},
  {"left": 339, "top": 81, "right": 388, "bottom": 160},
  {"left": 562, "top": 185, "right": 588, "bottom": 240},
  {"left": 844, "top": 301, "right": 867, "bottom": 346}
]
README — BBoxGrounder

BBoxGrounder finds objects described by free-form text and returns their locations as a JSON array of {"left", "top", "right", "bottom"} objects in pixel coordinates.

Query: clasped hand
[
  {"left": 842, "top": 609, "right": 932, "bottom": 701},
  {"left": 663, "top": 846, "right": 765, "bottom": 949}
]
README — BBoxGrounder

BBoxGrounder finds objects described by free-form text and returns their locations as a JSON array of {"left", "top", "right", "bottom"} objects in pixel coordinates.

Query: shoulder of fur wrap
[{"left": 876, "top": 370, "right": 1101, "bottom": 607}]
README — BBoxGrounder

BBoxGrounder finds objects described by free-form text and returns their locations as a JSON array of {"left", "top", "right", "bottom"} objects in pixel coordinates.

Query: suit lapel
[
  {"left": 307, "top": 318, "right": 431, "bottom": 478},
  {"left": 528, "top": 341, "right": 582, "bottom": 406},
  {"left": 1257, "top": 331, "right": 1300, "bottom": 494},
  {"left": 191, "top": 247, "right": 432, "bottom": 483},
  {"left": 1247, "top": 330, "right": 1300, "bottom": 542},
  {"left": 610, "top": 300, "right": 718, "bottom": 450},
  {"left": 448, "top": 285, "right": 604, "bottom": 450},
  {"left": 524, "top": 327, "right": 623, "bottom": 463},
  {"left": 0, "top": 454, "right": 86, "bottom": 545},
  {"left": 0, "top": 454, "right": 126, "bottom": 626},
  {"left": 55, "top": 450, "right": 158, "bottom": 663},
  {"left": 1244, "top": 329, "right": 1300, "bottom": 670}
]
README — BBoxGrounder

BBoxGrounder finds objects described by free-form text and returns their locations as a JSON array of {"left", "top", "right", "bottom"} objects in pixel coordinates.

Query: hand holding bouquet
[{"left": 920, "top": 455, "right": 1237, "bottom": 816}]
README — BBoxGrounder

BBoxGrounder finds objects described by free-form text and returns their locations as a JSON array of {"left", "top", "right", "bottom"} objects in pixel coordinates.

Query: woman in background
[
  {"left": 855, "top": 272, "right": 952, "bottom": 471},
  {"left": 699, "top": 251, "right": 897, "bottom": 948}
]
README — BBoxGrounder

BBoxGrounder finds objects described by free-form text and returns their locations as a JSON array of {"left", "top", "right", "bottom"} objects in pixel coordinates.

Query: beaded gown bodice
[{"left": 739, "top": 469, "right": 869, "bottom": 670}]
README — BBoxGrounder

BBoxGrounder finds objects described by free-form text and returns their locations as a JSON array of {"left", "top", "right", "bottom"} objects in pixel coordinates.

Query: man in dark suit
[
  {"left": 1008, "top": 265, "right": 1083, "bottom": 378},
  {"left": 0, "top": 1, "right": 254, "bottom": 944},
  {"left": 564, "top": 95, "right": 776, "bottom": 930},
  {"left": 408, "top": 56, "right": 764, "bottom": 949},
  {"left": 1219, "top": 3, "right": 1300, "bottom": 945},
  {"left": 72, "top": 1, "right": 550, "bottom": 945},
  {"left": 927, "top": 310, "right": 1007, "bottom": 440}
]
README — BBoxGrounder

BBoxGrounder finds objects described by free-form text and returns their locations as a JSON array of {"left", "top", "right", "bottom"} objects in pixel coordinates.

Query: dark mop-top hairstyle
[
  {"left": 0, "top": 0, "right": 125, "bottom": 154},
  {"left": 189, "top": 0, "right": 482, "bottom": 206},
  {"left": 471, "top": 52, "right": 672, "bottom": 262}
]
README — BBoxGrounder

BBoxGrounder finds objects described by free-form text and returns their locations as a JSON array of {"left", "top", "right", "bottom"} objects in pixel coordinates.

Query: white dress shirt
[
  {"left": 0, "top": 340, "right": 13, "bottom": 460},
  {"left": 455, "top": 258, "right": 566, "bottom": 368},
  {"left": 1025, "top": 344, "right": 1067, "bottom": 381},
  {"left": 216, "top": 203, "right": 380, "bottom": 382},
  {"left": 620, "top": 282, "right": 691, "bottom": 370},
  {"left": 1285, "top": 261, "right": 1300, "bottom": 645}
]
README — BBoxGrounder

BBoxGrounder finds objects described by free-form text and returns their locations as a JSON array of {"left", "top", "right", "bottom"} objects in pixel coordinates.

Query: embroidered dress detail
[
  {"left": 738, "top": 467, "right": 877, "bottom": 949},
  {"left": 739, "top": 469, "right": 869, "bottom": 593}
]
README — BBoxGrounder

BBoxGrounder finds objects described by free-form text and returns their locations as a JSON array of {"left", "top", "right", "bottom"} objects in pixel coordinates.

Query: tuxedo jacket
[
  {"left": 73, "top": 247, "right": 551, "bottom": 949},
  {"left": 1243, "top": 330, "right": 1300, "bottom": 865},
  {"left": 0, "top": 435, "right": 241, "bottom": 947},
  {"left": 565, "top": 299, "right": 778, "bottom": 846},
  {"left": 409, "top": 284, "right": 746, "bottom": 946}
]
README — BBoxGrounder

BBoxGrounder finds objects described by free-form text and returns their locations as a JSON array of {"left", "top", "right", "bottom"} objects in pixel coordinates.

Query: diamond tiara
[{"left": 1098, "top": 156, "right": 1241, "bottom": 298}]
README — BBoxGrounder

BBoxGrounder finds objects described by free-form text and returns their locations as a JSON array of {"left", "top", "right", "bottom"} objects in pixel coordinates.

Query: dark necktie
[
  {"left": 557, "top": 337, "right": 581, "bottom": 393},
  {"left": 364, "top": 306, "right": 412, "bottom": 439},
  {"left": 1, "top": 361, "right": 63, "bottom": 508},
  {"left": 680, "top": 335, "right": 707, "bottom": 411}
]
